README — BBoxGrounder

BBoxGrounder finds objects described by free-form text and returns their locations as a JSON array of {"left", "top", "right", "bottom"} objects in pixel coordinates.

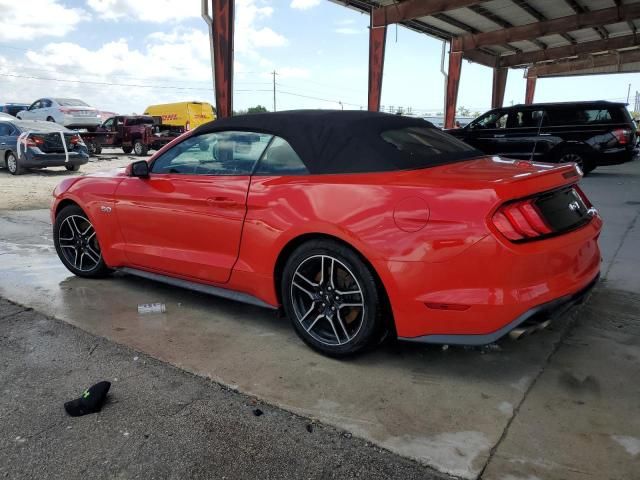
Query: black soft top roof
[{"left": 195, "top": 110, "right": 438, "bottom": 174}]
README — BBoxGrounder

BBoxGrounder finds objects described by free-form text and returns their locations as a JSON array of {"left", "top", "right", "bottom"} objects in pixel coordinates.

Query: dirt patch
[{"left": 0, "top": 149, "right": 138, "bottom": 210}]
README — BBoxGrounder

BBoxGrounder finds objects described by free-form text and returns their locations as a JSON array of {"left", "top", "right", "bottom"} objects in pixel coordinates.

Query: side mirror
[{"left": 130, "top": 160, "right": 150, "bottom": 178}]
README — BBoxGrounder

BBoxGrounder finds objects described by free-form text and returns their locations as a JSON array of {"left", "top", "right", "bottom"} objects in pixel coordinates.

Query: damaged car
[{"left": 1, "top": 119, "right": 89, "bottom": 175}]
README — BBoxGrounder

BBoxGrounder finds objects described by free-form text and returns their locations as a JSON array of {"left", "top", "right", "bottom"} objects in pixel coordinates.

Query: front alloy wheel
[
  {"left": 282, "top": 240, "right": 383, "bottom": 356},
  {"left": 53, "top": 205, "right": 111, "bottom": 278}
]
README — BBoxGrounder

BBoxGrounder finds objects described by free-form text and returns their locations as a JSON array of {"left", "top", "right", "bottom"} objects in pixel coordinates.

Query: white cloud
[
  {"left": 235, "top": 0, "right": 287, "bottom": 53},
  {"left": 290, "top": 0, "right": 321, "bottom": 10},
  {"left": 0, "top": 0, "right": 88, "bottom": 41},
  {"left": 86, "top": 0, "right": 198, "bottom": 23}
]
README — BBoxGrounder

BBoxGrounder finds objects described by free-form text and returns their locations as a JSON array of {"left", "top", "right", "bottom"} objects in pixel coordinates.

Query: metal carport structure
[{"left": 203, "top": 0, "right": 640, "bottom": 127}]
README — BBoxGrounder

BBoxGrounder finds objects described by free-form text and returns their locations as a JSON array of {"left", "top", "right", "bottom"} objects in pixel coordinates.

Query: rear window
[
  {"left": 380, "top": 127, "right": 481, "bottom": 169},
  {"left": 546, "top": 106, "right": 626, "bottom": 125},
  {"left": 55, "top": 99, "right": 89, "bottom": 107}
]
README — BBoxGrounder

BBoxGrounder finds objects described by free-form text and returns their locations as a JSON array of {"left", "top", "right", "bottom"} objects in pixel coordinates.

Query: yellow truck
[{"left": 143, "top": 101, "right": 215, "bottom": 131}]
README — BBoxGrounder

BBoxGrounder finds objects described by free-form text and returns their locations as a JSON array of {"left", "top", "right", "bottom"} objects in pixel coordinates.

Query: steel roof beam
[
  {"left": 371, "top": 0, "right": 488, "bottom": 27},
  {"left": 527, "top": 49, "right": 640, "bottom": 77},
  {"left": 511, "top": 0, "right": 576, "bottom": 45},
  {"left": 497, "top": 34, "right": 640, "bottom": 67},
  {"left": 467, "top": 3, "right": 548, "bottom": 51},
  {"left": 452, "top": 3, "right": 640, "bottom": 51},
  {"left": 565, "top": 0, "right": 607, "bottom": 40}
]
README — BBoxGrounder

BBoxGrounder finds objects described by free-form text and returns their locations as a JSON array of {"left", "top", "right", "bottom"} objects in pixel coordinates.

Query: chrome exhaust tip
[{"left": 509, "top": 318, "right": 552, "bottom": 340}]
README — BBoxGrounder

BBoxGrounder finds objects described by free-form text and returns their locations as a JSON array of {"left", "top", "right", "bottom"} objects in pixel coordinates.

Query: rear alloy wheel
[
  {"left": 558, "top": 150, "right": 596, "bottom": 175},
  {"left": 53, "top": 205, "right": 111, "bottom": 278},
  {"left": 133, "top": 140, "right": 148, "bottom": 156},
  {"left": 6, "top": 152, "right": 23, "bottom": 175},
  {"left": 282, "top": 240, "right": 382, "bottom": 357},
  {"left": 65, "top": 164, "right": 80, "bottom": 172}
]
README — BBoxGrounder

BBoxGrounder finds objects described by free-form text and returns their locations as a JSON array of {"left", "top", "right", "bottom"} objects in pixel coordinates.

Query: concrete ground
[
  {"left": 0, "top": 149, "right": 135, "bottom": 210},
  {"left": 0, "top": 159, "right": 639, "bottom": 479},
  {"left": 1, "top": 299, "right": 444, "bottom": 480}
]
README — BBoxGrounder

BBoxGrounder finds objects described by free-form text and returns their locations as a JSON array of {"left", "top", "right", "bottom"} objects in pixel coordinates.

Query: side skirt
[{"left": 118, "top": 267, "right": 277, "bottom": 310}]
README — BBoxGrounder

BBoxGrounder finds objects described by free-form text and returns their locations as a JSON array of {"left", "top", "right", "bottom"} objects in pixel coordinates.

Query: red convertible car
[{"left": 51, "top": 111, "right": 602, "bottom": 356}]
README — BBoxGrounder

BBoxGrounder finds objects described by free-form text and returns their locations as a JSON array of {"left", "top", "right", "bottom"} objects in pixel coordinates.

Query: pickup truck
[{"left": 84, "top": 115, "right": 184, "bottom": 155}]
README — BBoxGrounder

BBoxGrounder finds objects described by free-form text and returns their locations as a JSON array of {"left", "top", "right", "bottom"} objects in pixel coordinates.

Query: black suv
[{"left": 447, "top": 101, "right": 636, "bottom": 174}]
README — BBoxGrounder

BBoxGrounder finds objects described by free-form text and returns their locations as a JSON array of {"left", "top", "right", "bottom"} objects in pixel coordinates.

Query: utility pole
[
  {"left": 627, "top": 83, "right": 632, "bottom": 104},
  {"left": 272, "top": 70, "right": 277, "bottom": 112}
]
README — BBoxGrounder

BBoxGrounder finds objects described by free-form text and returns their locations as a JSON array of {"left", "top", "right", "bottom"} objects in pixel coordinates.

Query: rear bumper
[
  {"left": 401, "top": 273, "right": 598, "bottom": 345},
  {"left": 21, "top": 151, "right": 89, "bottom": 168},
  {"left": 377, "top": 215, "right": 602, "bottom": 343},
  {"left": 595, "top": 148, "right": 634, "bottom": 166}
]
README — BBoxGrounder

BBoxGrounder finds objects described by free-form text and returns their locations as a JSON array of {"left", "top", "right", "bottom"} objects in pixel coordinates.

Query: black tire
[
  {"left": 133, "top": 140, "right": 148, "bottom": 156},
  {"left": 53, "top": 205, "right": 111, "bottom": 278},
  {"left": 88, "top": 142, "right": 102, "bottom": 155},
  {"left": 6, "top": 151, "right": 23, "bottom": 175},
  {"left": 47, "top": 116, "right": 56, "bottom": 123},
  {"left": 281, "top": 239, "right": 383, "bottom": 357},
  {"left": 65, "top": 164, "right": 80, "bottom": 172},
  {"left": 556, "top": 148, "right": 596, "bottom": 175},
  {"left": 122, "top": 146, "right": 133, "bottom": 154}
]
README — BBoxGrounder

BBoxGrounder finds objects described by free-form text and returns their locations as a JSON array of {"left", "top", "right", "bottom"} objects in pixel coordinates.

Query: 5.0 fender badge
[{"left": 100, "top": 206, "right": 112, "bottom": 213}]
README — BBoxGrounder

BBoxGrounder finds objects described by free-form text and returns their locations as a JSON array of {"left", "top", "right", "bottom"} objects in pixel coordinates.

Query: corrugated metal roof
[{"left": 331, "top": 0, "right": 640, "bottom": 75}]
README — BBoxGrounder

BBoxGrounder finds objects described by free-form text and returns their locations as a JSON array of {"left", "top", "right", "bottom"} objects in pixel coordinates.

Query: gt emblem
[
  {"left": 100, "top": 206, "right": 112, "bottom": 213},
  {"left": 568, "top": 201, "right": 580, "bottom": 212}
]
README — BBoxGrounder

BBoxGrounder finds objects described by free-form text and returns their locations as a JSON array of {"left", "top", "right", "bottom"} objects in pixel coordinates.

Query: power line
[{"left": 0, "top": 72, "right": 271, "bottom": 93}]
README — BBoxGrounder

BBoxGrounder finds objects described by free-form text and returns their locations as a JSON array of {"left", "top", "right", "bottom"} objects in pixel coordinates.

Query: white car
[{"left": 17, "top": 98, "right": 101, "bottom": 130}]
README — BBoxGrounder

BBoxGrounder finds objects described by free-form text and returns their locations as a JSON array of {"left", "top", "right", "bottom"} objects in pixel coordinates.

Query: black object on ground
[
  {"left": 253, "top": 408, "right": 263, "bottom": 417},
  {"left": 64, "top": 381, "right": 111, "bottom": 417}
]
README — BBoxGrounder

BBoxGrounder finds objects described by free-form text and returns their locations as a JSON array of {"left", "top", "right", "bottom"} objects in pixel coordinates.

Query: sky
[{"left": 0, "top": 0, "right": 638, "bottom": 116}]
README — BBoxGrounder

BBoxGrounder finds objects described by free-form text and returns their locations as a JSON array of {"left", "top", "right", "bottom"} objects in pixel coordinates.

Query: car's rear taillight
[
  {"left": 612, "top": 128, "right": 631, "bottom": 145},
  {"left": 22, "top": 136, "right": 45, "bottom": 147},
  {"left": 493, "top": 199, "right": 552, "bottom": 241}
]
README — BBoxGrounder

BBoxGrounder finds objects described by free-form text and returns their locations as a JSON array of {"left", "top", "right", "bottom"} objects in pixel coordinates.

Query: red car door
[{"left": 114, "top": 131, "right": 272, "bottom": 284}]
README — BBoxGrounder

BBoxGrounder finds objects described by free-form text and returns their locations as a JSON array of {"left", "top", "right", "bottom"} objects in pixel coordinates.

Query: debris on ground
[
  {"left": 306, "top": 424, "right": 313, "bottom": 433},
  {"left": 253, "top": 408, "right": 263, "bottom": 417},
  {"left": 137, "top": 303, "right": 166, "bottom": 314},
  {"left": 64, "top": 381, "right": 111, "bottom": 417}
]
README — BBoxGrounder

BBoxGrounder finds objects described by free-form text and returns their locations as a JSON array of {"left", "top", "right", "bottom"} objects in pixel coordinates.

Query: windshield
[
  {"left": 380, "top": 126, "right": 482, "bottom": 169},
  {"left": 55, "top": 99, "right": 89, "bottom": 107}
]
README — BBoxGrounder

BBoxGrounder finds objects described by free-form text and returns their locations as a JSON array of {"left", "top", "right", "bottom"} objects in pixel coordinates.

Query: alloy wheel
[
  {"left": 58, "top": 215, "right": 102, "bottom": 272},
  {"left": 560, "top": 152, "right": 584, "bottom": 169},
  {"left": 290, "top": 255, "right": 365, "bottom": 346},
  {"left": 7, "top": 154, "right": 17, "bottom": 174}
]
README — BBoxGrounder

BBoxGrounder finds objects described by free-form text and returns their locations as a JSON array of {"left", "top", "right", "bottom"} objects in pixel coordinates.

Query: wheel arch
[
  {"left": 273, "top": 232, "right": 395, "bottom": 333},
  {"left": 55, "top": 199, "right": 81, "bottom": 218}
]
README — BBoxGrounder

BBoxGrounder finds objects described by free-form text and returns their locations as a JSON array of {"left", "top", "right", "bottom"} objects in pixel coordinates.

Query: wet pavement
[{"left": 1, "top": 161, "right": 639, "bottom": 479}]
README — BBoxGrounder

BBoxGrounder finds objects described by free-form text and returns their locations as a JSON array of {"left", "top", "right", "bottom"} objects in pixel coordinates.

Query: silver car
[{"left": 17, "top": 98, "right": 102, "bottom": 130}]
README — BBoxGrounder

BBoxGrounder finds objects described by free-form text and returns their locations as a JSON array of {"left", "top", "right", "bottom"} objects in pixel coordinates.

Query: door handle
[
  {"left": 0, "top": 142, "right": 6, "bottom": 145},
  {"left": 539, "top": 133, "right": 552, "bottom": 136},
  {"left": 207, "top": 197, "right": 237, "bottom": 207},
  {"left": 494, "top": 134, "right": 506, "bottom": 138}
]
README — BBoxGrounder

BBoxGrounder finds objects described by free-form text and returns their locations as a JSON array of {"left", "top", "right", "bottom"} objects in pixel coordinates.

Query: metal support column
[
  {"left": 368, "top": 25, "right": 387, "bottom": 112},
  {"left": 445, "top": 49, "right": 463, "bottom": 129},
  {"left": 491, "top": 67, "right": 508, "bottom": 109},
  {"left": 525, "top": 75, "right": 537, "bottom": 105},
  {"left": 202, "top": 0, "right": 234, "bottom": 118}
]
